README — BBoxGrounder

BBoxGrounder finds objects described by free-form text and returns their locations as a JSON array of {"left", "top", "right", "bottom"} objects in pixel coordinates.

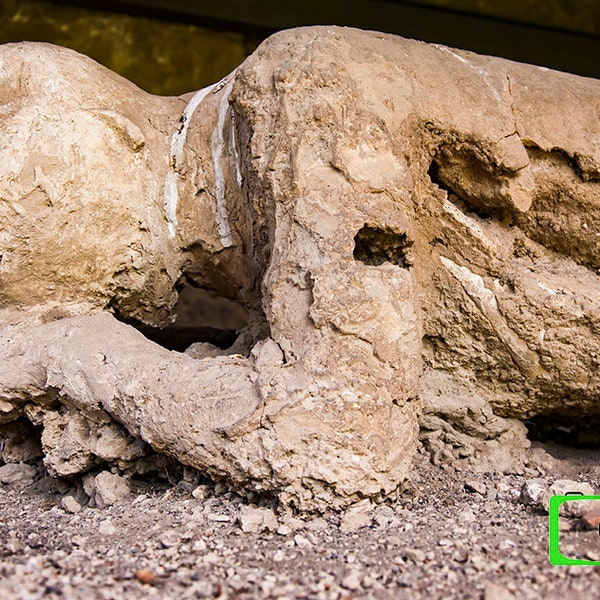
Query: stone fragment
[
  {"left": 208, "top": 513, "right": 231, "bottom": 522},
  {"left": 452, "top": 548, "right": 469, "bottom": 563},
  {"left": 159, "top": 530, "right": 180, "bottom": 549},
  {"left": 403, "top": 548, "right": 426, "bottom": 563},
  {"left": 546, "top": 480, "right": 596, "bottom": 517},
  {"left": 519, "top": 480, "right": 547, "bottom": 506},
  {"left": 341, "top": 570, "right": 362, "bottom": 591},
  {"left": 276, "top": 524, "right": 292, "bottom": 536},
  {"left": 93, "top": 471, "right": 131, "bottom": 509},
  {"left": 340, "top": 508, "right": 372, "bottom": 533},
  {"left": 135, "top": 569, "right": 157, "bottom": 585},
  {"left": 520, "top": 478, "right": 597, "bottom": 515},
  {"left": 374, "top": 505, "right": 396, "bottom": 527},
  {"left": 272, "top": 549, "right": 286, "bottom": 562},
  {"left": 305, "top": 517, "right": 329, "bottom": 532},
  {"left": 281, "top": 516, "right": 305, "bottom": 531},
  {"left": 484, "top": 582, "right": 515, "bottom": 600},
  {"left": 98, "top": 519, "right": 116, "bottom": 536},
  {"left": 61, "top": 495, "right": 82, "bottom": 514},
  {"left": 82, "top": 473, "right": 97, "bottom": 499},
  {"left": 238, "top": 506, "right": 278, "bottom": 534},
  {"left": 0, "top": 463, "right": 37, "bottom": 487},
  {"left": 581, "top": 507, "right": 600, "bottom": 530},
  {"left": 465, "top": 480, "right": 487, "bottom": 495},
  {"left": 191, "top": 485, "right": 211, "bottom": 501},
  {"left": 526, "top": 446, "right": 558, "bottom": 475},
  {"left": 293, "top": 534, "right": 312, "bottom": 549},
  {"left": 549, "top": 479, "right": 594, "bottom": 498}
]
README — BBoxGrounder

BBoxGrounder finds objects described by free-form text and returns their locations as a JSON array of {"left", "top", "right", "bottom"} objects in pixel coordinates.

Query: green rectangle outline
[{"left": 549, "top": 495, "right": 600, "bottom": 565}]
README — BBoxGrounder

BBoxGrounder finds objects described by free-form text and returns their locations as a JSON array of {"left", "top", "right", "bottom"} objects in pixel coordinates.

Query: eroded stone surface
[{"left": 0, "top": 28, "right": 599, "bottom": 509}]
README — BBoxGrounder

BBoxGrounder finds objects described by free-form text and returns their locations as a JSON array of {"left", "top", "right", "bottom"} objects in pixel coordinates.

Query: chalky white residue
[
  {"left": 163, "top": 82, "right": 218, "bottom": 238},
  {"left": 163, "top": 171, "right": 179, "bottom": 238},
  {"left": 211, "top": 79, "right": 235, "bottom": 248},
  {"left": 434, "top": 45, "right": 502, "bottom": 103}
]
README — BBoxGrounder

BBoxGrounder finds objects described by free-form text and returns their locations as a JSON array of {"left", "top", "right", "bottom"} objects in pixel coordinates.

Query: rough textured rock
[
  {"left": 0, "top": 462, "right": 37, "bottom": 487},
  {"left": 84, "top": 471, "right": 131, "bottom": 509},
  {"left": 419, "top": 368, "right": 531, "bottom": 473},
  {"left": 0, "top": 27, "right": 599, "bottom": 509},
  {"left": 519, "top": 478, "right": 598, "bottom": 515},
  {"left": 238, "top": 506, "right": 278, "bottom": 533}
]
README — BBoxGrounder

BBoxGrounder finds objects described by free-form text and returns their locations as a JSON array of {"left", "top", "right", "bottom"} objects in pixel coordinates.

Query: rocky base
[{"left": 1, "top": 441, "right": 599, "bottom": 599}]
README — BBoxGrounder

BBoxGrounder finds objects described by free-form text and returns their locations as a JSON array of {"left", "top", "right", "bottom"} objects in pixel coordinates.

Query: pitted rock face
[{"left": 0, "top": 28, "right": 599, "bottom": 510}]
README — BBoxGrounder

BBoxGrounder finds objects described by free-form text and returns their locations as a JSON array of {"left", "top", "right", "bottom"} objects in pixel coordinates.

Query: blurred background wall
[{"left": 0, "top": 0, "right": 598, "bottom": 95}]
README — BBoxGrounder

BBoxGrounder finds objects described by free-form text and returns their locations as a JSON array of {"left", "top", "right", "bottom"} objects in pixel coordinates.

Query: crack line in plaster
[
  {"left": 504, "top": 75, "right": 521, "bottom": 137},
  {"left": 211, "top": 79, "right": 235, "bottom": 248},
  {"left": 230, "top": 110, "right": 243, "bottom": 189},
  {"left": 163, "top": 81, "right": 219, "bottom": 238},
  {"left": 434, "top": 45, "right": 502, "bottom": 103}
]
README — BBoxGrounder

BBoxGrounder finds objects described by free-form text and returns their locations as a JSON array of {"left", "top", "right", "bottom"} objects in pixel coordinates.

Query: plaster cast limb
[
  {"left": 0, "top": 269, "right": 419, "bottom": 510},
  {"left": 0, "top": 314, "right": 260, "bottom": 474}
]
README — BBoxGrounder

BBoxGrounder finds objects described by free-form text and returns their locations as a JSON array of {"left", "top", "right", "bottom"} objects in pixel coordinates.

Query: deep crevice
[
  {"left": 525, "top": 414, "right": 600, "bottom": 450},
  {"left": 427, "top": 159, "right": 513, "bottom": 224},
  {"left": 117, "top": 285, "right": 248, "bottom": 352}
]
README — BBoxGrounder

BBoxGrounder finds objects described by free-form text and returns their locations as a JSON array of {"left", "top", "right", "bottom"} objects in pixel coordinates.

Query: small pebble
[
  {"left": 404, "top": 548, "right": 425, "bottom": 563},
  {"left": 98, "top": 519, "right": 116, "bottom": 536},
  {"left": 340, "top": 509, "right": 371, "bottom": 533},
  {"left": 341, "top": 569, "right": 362, "bottom": 590},
  {"left": 239, "top": 506, "right": 278, "bottom": 533},
  {"left": 159, "top": 530, "right": 180, "bottom": 548},
  {"left": 294, "top": 534, "right": 312, "bottom": 549},
  {"left": 61, "top": 495, "right": 82, "bottom": 514},
  {"left": 465, "top": 480, "right": 486, "bottom": 495},
  {"left": 135, "top": 569, "right": 157, "bottom": 585}
]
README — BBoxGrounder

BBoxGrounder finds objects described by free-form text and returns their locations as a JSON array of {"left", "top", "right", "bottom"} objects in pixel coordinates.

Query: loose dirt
[{"left": 2, "top": 441, "right": 600, "bottom": 599}]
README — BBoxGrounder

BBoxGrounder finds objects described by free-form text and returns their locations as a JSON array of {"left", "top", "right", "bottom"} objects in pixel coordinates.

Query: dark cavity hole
[
  {"left": 427, "top": 159, "right": 512, "bottom": 224},
  {"left": 0, "top": 418, "right": 43, "bottom": 465},
  {"left": 525, "top": 414, "right": 600, "bottom": 450},
  {"left": 130, "top": 285, "right": 247, "bottom": 353},
  {"left": 353, "top": 225, "right": 412, "bottom": 268}
]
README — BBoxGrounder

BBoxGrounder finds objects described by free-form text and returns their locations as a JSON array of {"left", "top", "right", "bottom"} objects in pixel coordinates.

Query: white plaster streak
[
  {"left": 163, "top": 170, "right": 179, "bottom": 238},
  {"left": 440, "top": 256, "right": 542, "bottom": 375},
  {"left": 163, "top": 82, "right": 218, "bottom": 238},
  {"left": 435, "top": 45, "right": 502, "bottom": 103},
  {"left": 442, "top": 198, "right": 495, "bottom": 250},
  {"left": 171, "top": 83, "right": 218, "bottom": 169},
  {"left": 211, "top": 80, "right": 235, "bottom": 248},
  {"left": 537, "top": 281, "right": 557, "bottom": 296}
]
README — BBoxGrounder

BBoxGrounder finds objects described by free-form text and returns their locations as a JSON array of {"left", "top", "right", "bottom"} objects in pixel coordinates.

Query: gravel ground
[{"left": 1, "top": 442, "right": 600, "bottom": 599}]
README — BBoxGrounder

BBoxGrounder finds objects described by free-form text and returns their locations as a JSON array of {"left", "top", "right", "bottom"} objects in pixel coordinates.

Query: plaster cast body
[{"left": 0, "top": 28, "right": 599, "bottom": 509}]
